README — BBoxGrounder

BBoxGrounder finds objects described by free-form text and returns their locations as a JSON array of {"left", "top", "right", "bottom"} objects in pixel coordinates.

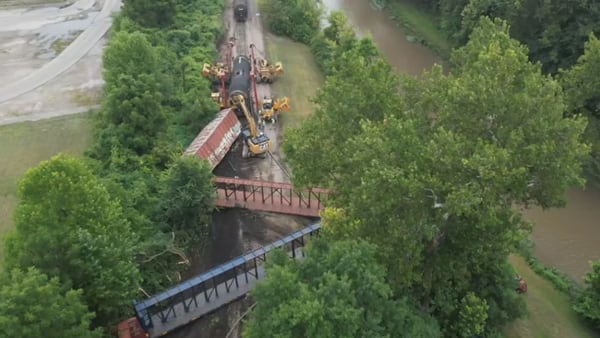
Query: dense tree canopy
[
  {"left": 158, "top": 156, "right": 215, "bottom": 247},
  {"left": 420, "top": 0, "right": 600, "bottom": 74},
  {"left": 262, "top": 0, "right": 322, "bottom": 44},
  {"left": 285, "top": 17, "right": 588, "bottom": 335},
  {"left": 561, "top": 33, "right": 600, "bottom": 186},
  {"left": 0, "top": 268, "right": 101, "bottom": 338},
  {"left": 123, "top": 0, "right": 177, "bottom": 28},
  {"left": 244, "top": 239, "right": 439, "bottom": 338},
  {"left": 3, "top": 155, "right": 141, "bottom": 326},
  {"left": 91, "top": 31, "right": 167, "bottom": 161}
]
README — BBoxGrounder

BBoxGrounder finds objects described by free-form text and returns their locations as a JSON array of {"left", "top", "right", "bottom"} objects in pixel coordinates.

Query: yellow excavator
[
  {"left": 259, "top": 96, "right": 290, "bottom": 123},
  {"left": 202, "top": 63, "right": 228, "bottom": 83},
  {"left": 256, "top": 59, "right": 284, "bottom": 83},
  {"left": 229, "top": 94, "right": 272, "bottom": 158}
]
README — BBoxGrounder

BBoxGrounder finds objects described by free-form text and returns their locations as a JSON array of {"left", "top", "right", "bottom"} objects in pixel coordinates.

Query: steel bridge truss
[
  {"left": 133, "top": 223, "right": 321, "bottom": 337},
  {"left": 213, "top": 176, "right": 329, "bottom": 217}
]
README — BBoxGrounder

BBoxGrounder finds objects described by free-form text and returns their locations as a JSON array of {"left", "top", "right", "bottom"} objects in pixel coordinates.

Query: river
[{"left": 320, "top": 0, "right": 600, "bottom": 283}]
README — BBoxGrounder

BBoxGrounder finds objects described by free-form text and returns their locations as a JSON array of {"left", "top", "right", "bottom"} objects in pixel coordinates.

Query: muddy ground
[
  {"left": 166, "top": 0, "right": 314, "bottom": 337},
  {"left": 0, "top": 0, "right": 109, "bottom": 125}
]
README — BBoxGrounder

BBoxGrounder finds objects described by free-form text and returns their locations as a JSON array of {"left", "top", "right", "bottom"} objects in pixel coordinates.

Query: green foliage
[
  {"left": 574, "top": 260, "right": 600, "bottom": 328},
  {"left": 262, "top": 0, "right": 322, "bottom": 44},
  {"left": 285, "top": 17, "right": 588, "bottom": 335},
  {"left": 158, "top": 156, "right": 215, "bottom": 249},
  {"left": 243, "top": 239, "right": 440, "bottom": 338},
  {"left": 561, "top": 33, "right": 600, "bottom": 187},
  {"left": 453, "top": 292, "right": 489, "bottom": 337},
  {"left": 512, "top": 0, "right": 600, "bottom": 74},
  {"left": 284, "top": 39, "right": 399, "bottom": 189},
  {"left": 309, "top": 11, "right": 366, "bottom": 74},
  {"left": 3, "top": 155, "right": 141, "bottom": 326},
  {"left": 0, "top": 268, "right": 102, "bottom": 338},
  {"left": 123, "top": 0, "right": 177, "bottom": 28},
  {"left": 428, "top": 0, "right": 600, "bottom": 73},
  {"left": 91, "top": 31, "right": 167, "bottom": 161},
  {"left": 84, "top": 0, "right": 224, "bottom": 298}
]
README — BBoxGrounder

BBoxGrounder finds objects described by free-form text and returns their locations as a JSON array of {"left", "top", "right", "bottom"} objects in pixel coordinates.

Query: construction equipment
[
  {"left": 249, "top": 44, "right": 284, "bottom": 84},
  {"left": 202, "top": 63, "right": 227, "bottom": 83},
  {"left": 230, "top": 94, "right": 271, "bottom": 158},
  {"left": 259, "top": 96, "right": 290, "bottom": 123},
  {"left": 203, "top": 40, "right": 235, "bottom": 109},
  {"left": 255, "top": 59, "right": 284, "bottom": 83}
]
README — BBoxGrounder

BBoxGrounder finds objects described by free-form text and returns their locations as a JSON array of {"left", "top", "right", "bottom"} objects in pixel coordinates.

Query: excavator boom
[{"left": 230, "top": 94, "right": 271, "bottom": 157}]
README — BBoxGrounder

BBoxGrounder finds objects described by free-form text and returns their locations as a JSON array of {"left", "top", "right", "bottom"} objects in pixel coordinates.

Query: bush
[{"left": 262, "top": 0, "right": 322, "bottom": 44}]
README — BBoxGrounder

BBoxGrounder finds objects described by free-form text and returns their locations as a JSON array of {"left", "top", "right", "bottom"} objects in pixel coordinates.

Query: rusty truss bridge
[{"left": 213, "top": 176, "right": 329, "bottom": 217}]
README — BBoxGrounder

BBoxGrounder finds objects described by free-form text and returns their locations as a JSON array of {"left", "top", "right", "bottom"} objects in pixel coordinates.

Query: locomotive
[
  {"left": 234, "top": 0, "right": 248, "bottom": 22},
  {"left": 228, "top": 55, "right": 252, "bottom": 117}
]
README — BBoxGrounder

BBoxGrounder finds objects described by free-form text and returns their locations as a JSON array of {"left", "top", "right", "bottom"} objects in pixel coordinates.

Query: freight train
[
  {"left": 234, "top": 0, "right": 248, "bottom": 22},
  {"left": 228, "top": 55, "right": 253, "bottom": 117}
]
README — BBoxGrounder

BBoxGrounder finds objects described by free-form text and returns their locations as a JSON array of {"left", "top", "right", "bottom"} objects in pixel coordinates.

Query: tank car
[
  {"left": 234, "top": 0, "right": 248, "bottom": 22},
  {"left": 228, "top": 55, "right": 252, "bottom": 117}
]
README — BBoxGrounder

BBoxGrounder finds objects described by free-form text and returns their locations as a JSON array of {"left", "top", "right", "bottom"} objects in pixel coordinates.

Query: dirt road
[{"left": 0, "top": 0, "right": 120, "bottom": 125}]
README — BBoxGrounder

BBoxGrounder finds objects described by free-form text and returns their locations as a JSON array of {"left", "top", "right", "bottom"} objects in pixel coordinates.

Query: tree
[
  {"left": 263, "top": 0, "right": 322, "bottom": 44},
  {"left": 243, "top": 239, "right": 439, "bottom": 338},
  {"left": 310, "top": 11, "right": 367, "bottom": 73},
  {"left": 561, "top": 33, "right": 600, "bottom": 186},
  {"left": 574, "top": 260, "right": 600, "bottom": 328},
  {"left": 123, "top": 0, "right": 177, "bottom": 28},
  {"left": 284, "top": 39, "right": 400, "bottom": 189},
  {"left": 285, "top": 17, "right": 587, "bottom": 335},
  {"left": 3, "top": 155, "right": 141, "bottom": 326},
  {"left": 91, "top": 31, "right": 167, "bottom": 161},
  {"left": 511, "top": 0, "right": 600, "bottom": 73},
  {"left": 158, "top": 156, "right": 215, "bottom": 248},
  {"left": 0, "top": 268, "right": 102, "bottom": 338}
]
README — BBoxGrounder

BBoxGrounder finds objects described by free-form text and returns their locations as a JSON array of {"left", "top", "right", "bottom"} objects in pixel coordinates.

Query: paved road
[{"left": 0, "top": 0, "right": 121, "bottom": 104}]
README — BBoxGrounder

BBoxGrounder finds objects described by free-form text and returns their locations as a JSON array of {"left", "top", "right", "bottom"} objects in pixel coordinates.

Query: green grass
[
  {"left": 0, "top": 113, "right": 93, "bottom": 266},
  {"left": 505, "top": 255, "right": 598, "bottom": 338},
  {"left": 264, "top": 34, "right": 324, "bottom": 129},
  {"left": 386, "top": 0, "right": 453, "bottom": 58}
]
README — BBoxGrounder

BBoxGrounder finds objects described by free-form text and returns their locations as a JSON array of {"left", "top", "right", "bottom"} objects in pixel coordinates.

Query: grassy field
[
  {"left": 387, "top": 0, "right": 453, "bottom": 58},
  {"left": 264, "top": 34, "right": 323, "bottom": 129},
  {"left": 0, "top": 113, "right": 93, "bottom": 265},
  {"left": 505, "top": 255, "right": 598, "bottom": 338}
]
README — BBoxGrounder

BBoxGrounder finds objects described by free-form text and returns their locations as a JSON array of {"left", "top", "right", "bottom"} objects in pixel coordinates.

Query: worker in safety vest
[{"left": 515, "top": 276, "right": 527, "bottom": 293}]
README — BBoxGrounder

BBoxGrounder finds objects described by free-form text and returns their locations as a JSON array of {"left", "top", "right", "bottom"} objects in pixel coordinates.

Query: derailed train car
[{"left": 234, "top": 0, "right": 248, "bottom": 22}]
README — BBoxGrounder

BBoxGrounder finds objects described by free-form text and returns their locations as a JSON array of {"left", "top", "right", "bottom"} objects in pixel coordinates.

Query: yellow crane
[
  {"left": 229, "top": 94, "right": 272, "bottom": 158},
  {"left": 259, "top": 96, "right": 290, "bottom": 123}
]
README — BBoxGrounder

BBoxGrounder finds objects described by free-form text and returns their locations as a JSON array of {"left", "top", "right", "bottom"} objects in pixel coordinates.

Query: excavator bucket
[
  {"left": 274, "top": 97, "right": 290, "bottom": 112},
  {"left": 273, "top": 62, "right": 284, "bottom": 75}
]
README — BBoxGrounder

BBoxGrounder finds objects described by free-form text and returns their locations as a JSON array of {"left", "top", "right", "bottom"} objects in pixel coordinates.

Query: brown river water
[{"left": 321, "top": 0, "right": 600, "bottom": 283}]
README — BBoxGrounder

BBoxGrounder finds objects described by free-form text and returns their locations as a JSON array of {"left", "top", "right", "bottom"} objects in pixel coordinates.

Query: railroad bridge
[
  {"left": 213, "top": 176, "right": 329, "bottom": 217},
  {"left": 118, "top": 107, "right": 330, "bottom": 337},
  {"left": 118, "top": 177, "right": 328, "bottom": 338}
]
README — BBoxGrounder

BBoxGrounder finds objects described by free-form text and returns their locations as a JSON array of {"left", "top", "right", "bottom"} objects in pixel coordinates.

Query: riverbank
[
  {"left": 0, "top": 112, "right": 93, "bottom": 266},
  {"left": 506, "top": 255, "right": 598, "bottom": 338},
  {"left": 384, "top": 0, "right": 453, "bottom": 59}
]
